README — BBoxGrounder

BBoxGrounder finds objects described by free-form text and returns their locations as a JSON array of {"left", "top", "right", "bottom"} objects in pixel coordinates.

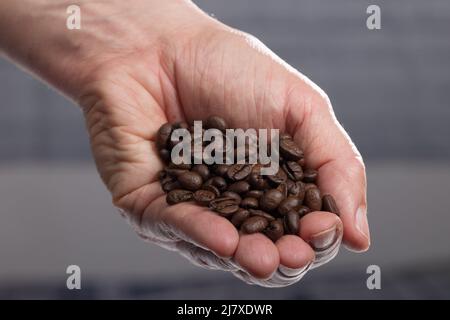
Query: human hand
[{"left": 1, "top": 0, "right": 370, "bottom": 287}]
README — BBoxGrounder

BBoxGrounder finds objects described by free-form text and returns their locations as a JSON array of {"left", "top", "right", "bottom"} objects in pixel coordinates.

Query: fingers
[
  {"left": 299, "top": 211, "right": 343, "bottom": 268},
  {"left": 275, "top": 235, "right": 314, "bottom": 270},
  {"left": 232, "top": 233, "right": 279, "bottom": 279},
  {"left": 286, "top": 84, "right": 370, "bottom": 252},
  {"left": 141, "top": 195, "right": 239, "bottom": 258}
]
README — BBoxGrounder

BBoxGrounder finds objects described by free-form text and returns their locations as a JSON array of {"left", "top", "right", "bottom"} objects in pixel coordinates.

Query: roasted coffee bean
[
  {"left": 158, "top": 170, "right": 168, "bottom": 180},
  {"left": 249, "top": 172, "right": 270, "bottom": 190},
  {"left": 283, "top": 161, "right": 304, "bottom": 181},
  {"left": 249, "top": 209, "right": 275, "bottom": 221},
  {"left": 192, "top": 164, "right": 210, "bottom": 181},
  {"left": 240, "top": 197, "right": 259, "bottom": 209},
  {"left": 202, "top": 184, "right": 221, "bottom": 197},
  {"left": 245, "top": 190, "right": 264, "bottom": 199},
  {"left": 266, "top": 168, "right": 287, "bottom": 185},
  {"left": 193, "top": 190, "right": 216, "bottom": 205},
  {"left": 213, "top": 164, "right": 230, "bottom": 177},
  {"left": 303, "top": 168, "right": 318, "bottom": 183},
  {"left": 209, "top": 197, "right": 239, "bottom": 217},
  {"left": 207, "top": 176, "right": 227, "bottom": 192},
  {"left": 228, "top": 181, "right": 250, "bottom": 194},
  {"left": 304, "top": 187, "right": 322, "bottom": 211},
  {"left": 166, "top": 189, "right": 193, "bottom": 205},
  {"left": 227, "top": 164, "right": 252, "bottom": 181},
  {"left": 168, "top": 162, "right": 192, "bottom": 170},
  {"left": 279, "top": 138, "right": 303, "bottom": 161},
  {"left": 264, "top": 219, "right": 284, "bottom": 242},
  {"left": 205, "top": 116, "right": 227, "bottom": 132},
  {"left": 259, "top": 189, "right": 284, "bottom": 211},
  {"left": 173, "top": 121, "right": 189, "bottom": 130},
  {"left": 156, "top": 123, "right": 173, "bottom": 150},
  {"left": 221, "top": 191, "right": 242, "bottom": 204},
  {"left": 278, "top": 196, "right": 303, "bottom": 215},
  {"left": 304, "top": 183, "right": 318, "bottom": 191},
  {"left": 158, "top": 149, "right": 171, "bottom": 162},
  {"left": 231, "top": 208, "right": 250, "bottom": 227},
  {"left": 178, "top": 171, "right": 203, "bottom": 191},
  {"left": 298, "top": 205, "right": 311, "bottom": 218},
  {"left": 241, "top": 216, "right": 269, "bottom": 234},
  {"left": 162, "top": 180, "right": 181, "bottom": 192},
  {"left": 276, "top": 182, "right": 288, "bottom": 198},
  {"left": 322, "top": 194, "right": 340, "bottom": 216},
  {"left": 288, "top": 181, "right": 306, "bottom": 200},
  {"left": 284, "top": 210, "right": 300, "bottom": 235},
  {"left": 165, "top": 167, "right": 188, "bottom": 177}
]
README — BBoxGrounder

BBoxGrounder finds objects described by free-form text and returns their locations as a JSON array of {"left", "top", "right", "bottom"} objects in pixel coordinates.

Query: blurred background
[{"left": 1, "top": 0, "right": 449, "bottom": 299}]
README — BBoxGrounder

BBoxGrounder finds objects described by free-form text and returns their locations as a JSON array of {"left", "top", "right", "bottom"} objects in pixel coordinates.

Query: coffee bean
[
  {"left": 158, "top": 149, "right": 170, "bottom": 162},
  {"left": 322, "top": 194, "right": 340, "bottom": 216},
  {"left": 166, "top": 189, "right": 193, "bottom": 205},
  {"left": 245, "top": 190, "right": 264, "bottom": 199},
  {"left": 209, "top": 197, "right": 239, "bottom": 217},
  {"left": 221, "top": 191, "right": 242, "bottom": 204},
  {"left": 207, "top": 176, "right": 227, "bottom": 192},
  {"left": 249, "top": 209, "right": 276, "bottom": 221},
  {"left": 213, "top": 164, "right": 230, "bottom": 177},
  {"left": 168, "top": 162, "right": 192, "bottom": 170},
  {"left": 193, "top": 190, "right": 216, "bottom": 205},
  {"left": 240, "top": 197, "right": 259, "bottom": 209},
  {"left": 276, "top": 182, "right": 288, "bottom": 198},
  {"left": 279, "top": 138, "right": 303, "bottom": 161},
  {"left": 205, "top": 116, "right": 227, "bottom": 133},
  {"left": 241, "top": 216, "right": 269, "bottom": 234},
  {"left": 298, "top": 205, "right": 311, "bottom": 218},
  {"left": 266, "top": 168, "right": 287, "bottom": 185},
  {"left": 303, "top": 168, "right": 318, "bottom": 183},
  {"left": 259, "top": 189, "right": 284, "bottom": 211},
  {"left": 283, "top": 161, "right": 303, "bottom": 181},
  {"left": 165, "top": 168, "right": 188, "bottom": 178},
  {"left": 288, "top": 180, "right": 306, "bottom": 200},
  {"left": 162, "top": 180, "right": 181, "bottom": 192},
  {"left": 304, "top": 187, "right": 322, "bottom": 211},
  {"left": 228, "top": 181, "right": 250, "bottom": 194},
  {"left": 227, "top": 164, "right": 252, "bottom": 181},
  {"left": 298, "top": 158, "right": 306, "bottom": 167},
  {"left": 304, "top": 183, "right": 318, "bottom": 191},
  {"left": 264, "top": 219, "right": 284, "bottom": 242},
  {"left": 156, "top": 123, "right": 173, "bottom": 150},
  {"left": 174, "top": 121, "right": 189, "bottom": 130},
  {"left": 284, "top": 210, "right": 300, "bottom": 235},
  {"left": 178, "top": 171, "right": 203, "bottom": 191},
  {"left": 231, "top": 208, "right": 250, "bottom": 227},
  {"left": 202, "top": 184, "right": 221, "bottom": 197},
  {"left": 249, "top": 172, "right": 270, "bottom": 190},
  {"left": 278, "top": 196, "right": 302, "bottom": 215},
  {"left": 192, "top": 164, "right": 210, "bottom": 181}
]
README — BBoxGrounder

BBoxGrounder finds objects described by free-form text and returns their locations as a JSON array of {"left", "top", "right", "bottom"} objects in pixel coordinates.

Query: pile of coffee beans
[{"left": 156, "top": 116, "right": 339, "bottom": 242}]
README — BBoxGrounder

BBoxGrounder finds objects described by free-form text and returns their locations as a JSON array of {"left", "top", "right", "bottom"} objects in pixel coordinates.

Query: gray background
[{"left": 0, "top": 0, "right": 449, "bottom": 299}]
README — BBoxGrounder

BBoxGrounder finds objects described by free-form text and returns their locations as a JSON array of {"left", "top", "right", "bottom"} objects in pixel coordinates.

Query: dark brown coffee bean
[
  {"left": 166, "top": 189, "right": 193, "bottom": 205},
  {"left": 227, "top": 164, "right": 252, "bottom": 181},
  {"left": 158, "top": 170, "right": 167, "bottom": 181},
  {"left": 231, "top": 209, "right": 250, "bottom": 227},
  {"left": 245, "top": 190, "right": 264, "bottom": 199},
  {"left": 156, "top": 123, "right": 173, "bottom": 150},
  {"left": 284, "top": 210, "right": 300, "bottom": 235},
  {"left": 303, "top": 168, "right": 318, "bottom": 183},
  {"left": 259, "top": 189, "right": 284, "bottom": 211},
  {"left": 213, "top": 164, "right": 230, "bottom": 177},
  {"left": 162, "top": 180, "right": 181, "bottom": 192},
  {"left": 279, "top": 138, "right": 303, "bottom": 161},
  {"left": 203, "top": 176, "right": 227, "bottom": 192},
  {"left": 283, "top": 161, "right": 304, "bottom": 181},
  {"left": 205, "top": 116, "right": 228, "bottom": 132},
  {"left": 240, "top": 197, "right": 259, "bottom": 209},
  {"left": 221, "top": 191, "right": 242, "bottom": 204},
  {"left": 165, "top": 167, "right": 188, "bottom": 178},
  {"left": 264, "top": 219, "right": 284, "bottom": 242},
  {"left": 173, "top": 121, "right": 189, "bottom": 130},
  {"left": 322, "top": 194, "right": 340, "bottom": 216},
  {"left": 202, "top": 184, "right": 221, "bottom": 197},
  {"left": 228, "top": 181, "right": 250, "bottom": 194},
  {"left": 178, "top": 171, "right": 203, "bottom": 191},
  {"left": 276, "top": 182, "right": 288, "bottom": 198},
  {"left": 249, "top": 209, "right": 276, "bottom": 221},
  {"left": 192, "top": 164, "right": 210, "bottom": 181},
  {"left": 241, "top": 216, "right": 269, "bottom": 234},
  {"left": 209, "top": 197, "right": 239, "bottom": 217},
  {"left": 249, "top": 172, "right": 270, "bottom": 190},
  {"left": 266, "top": 168, "right": 287, "bottom": 185},
  {"left": 168, "top": 162, "right": 192, "bottom": 170},
  {"left": 158, "top": 149, "right": 170, "bottom": 162},
  {"left": 298, "top": 205, "right": 311, "bottom": 218},
  {"left": 288, "top": 181, "right": 306, "bottom": 200},
  {"left": 304, "top": 187, "right": 322, "bottom": 211},
  {"left": 193, "top": 190, "right": 216, "bottom": 206},
  {"left": 304, "top": 183, "right": 318, "bottom": 191},
  {"left": 278, "top": 196, "right": 303, "bottom": 215}
]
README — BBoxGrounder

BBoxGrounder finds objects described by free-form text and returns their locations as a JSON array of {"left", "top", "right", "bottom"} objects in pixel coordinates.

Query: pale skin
[{"left": 0, "top": 0, "right": 370, "bottom": 286}]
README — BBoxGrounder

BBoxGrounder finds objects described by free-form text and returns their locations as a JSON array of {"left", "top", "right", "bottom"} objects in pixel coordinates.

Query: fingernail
[
  {"left": 278, "top": 261, "right": 312, "bottom": 277},
  {"left": 355, "top": 206, "right": 370, "bottom": 243},
  {"left": 309, "top": 225, "right": 339, "bottom": 251}
]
